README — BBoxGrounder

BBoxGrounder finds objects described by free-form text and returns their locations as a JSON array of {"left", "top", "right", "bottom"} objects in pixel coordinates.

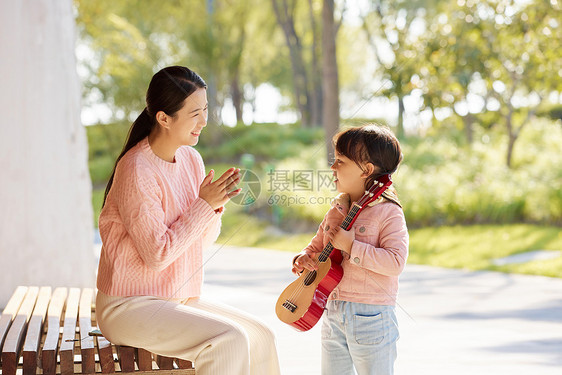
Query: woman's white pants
[{"left": 96, "top": 292, "right": 281, "bottom": 375}]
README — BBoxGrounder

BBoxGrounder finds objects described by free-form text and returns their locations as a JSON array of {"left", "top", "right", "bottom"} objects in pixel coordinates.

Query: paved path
[{"left": 202, "top": 245, "right": 562, "bottom": 375}]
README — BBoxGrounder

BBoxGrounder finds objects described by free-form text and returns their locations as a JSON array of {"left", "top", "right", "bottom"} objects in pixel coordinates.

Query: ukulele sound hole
[{"left": 304, "top": 271, "right": 317, "bottom": 286}]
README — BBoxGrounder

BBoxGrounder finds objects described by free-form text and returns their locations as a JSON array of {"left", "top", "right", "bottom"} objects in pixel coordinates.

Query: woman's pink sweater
[{"left": 96, "top": 137, "right": 222, "bottom": 298}]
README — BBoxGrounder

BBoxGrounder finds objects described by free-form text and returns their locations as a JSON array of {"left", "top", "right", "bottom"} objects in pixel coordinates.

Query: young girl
[
  {"left": 96, "top": 66, "right": 280, "bottom": 375},
  {"left": 292, "top": 125, "right": 408, "bottom": 375}
]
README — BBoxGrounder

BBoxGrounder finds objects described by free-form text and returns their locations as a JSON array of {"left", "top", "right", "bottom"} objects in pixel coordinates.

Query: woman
[{"left": 96, "top": 66, "right": 281, "bottom": 375}]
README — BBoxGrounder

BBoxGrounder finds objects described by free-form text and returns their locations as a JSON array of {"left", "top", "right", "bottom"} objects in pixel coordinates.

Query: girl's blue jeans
[{"left": 321, "top": 301, "right": 399, "bottom": 375}]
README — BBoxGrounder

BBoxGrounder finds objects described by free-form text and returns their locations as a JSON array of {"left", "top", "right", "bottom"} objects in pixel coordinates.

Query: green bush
[
  {"left": 197, "top": 123, "right": 324, "bottom": 164},
  {"left": 251, "top": 118, "right": 562, "bottom": 227},
  {"left": 89, "top": 155, "right": 115, "bottom": 186},
  {"left": 538, "top": 103, "right": 562, "bottom": 121},
  {"left": 397, "top": 118, "right": 562, "bottom": 227},
  {"left": 87, "top": 118, "right": 562, "bottom": 228},
  {"left": 86, "top": 121, "right": 129, "bottom": 185}
]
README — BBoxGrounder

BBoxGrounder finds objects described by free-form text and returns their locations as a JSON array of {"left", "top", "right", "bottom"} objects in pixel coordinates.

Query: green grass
[
  {"left": 408, "top": 224, "right": 562, "bottom": 278},
  {"left": 217, "top": 211, "right": 562, "bottom": 278},
  {"left": 89, "top": 155, "right": 115, "bottom": 185},
  {"left": 91, "top": 185, "right": 562, "bottom": 279}
]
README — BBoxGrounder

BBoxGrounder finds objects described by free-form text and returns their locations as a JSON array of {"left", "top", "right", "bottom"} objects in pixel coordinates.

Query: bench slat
[
  {"left": 60, "top": 288, "right": 81, "bottom": 375},
  {"left": 95, "top": 333, "right": 115, "bottom": 373},
  {"left": 117, "top": 346, "right": 136, "bottom": 372},
  {"left": 0, "top": 286, "right": 28, "bottom": 353},
  {"left": 156, "top": 355, "right": 174, "bottom": 370},
  {"left": 176, "top": 359, "right": 193, "bottom": 369},
  {"left": 119, "top": 370, "right": 194, "bottom": 375},
  {"left": 22, "top": 286, "right": 51, "bottom": 375},
  {"left": 42, "top": 287, "right": 68, "bottom": 375},
  {"left": 136, "top": 348, "right": 153, "bottom": 371},
  {"left": 1, "top": 286, "right": 39, "bottom": 375},
  {"left": 79, "top": 288, "right": 95, "bottom": 374}
]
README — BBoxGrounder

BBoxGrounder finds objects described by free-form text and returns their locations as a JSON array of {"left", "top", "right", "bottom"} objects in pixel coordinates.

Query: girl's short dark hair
[{"left": 333, "top": 125, "right": 403, "bottom": 206}]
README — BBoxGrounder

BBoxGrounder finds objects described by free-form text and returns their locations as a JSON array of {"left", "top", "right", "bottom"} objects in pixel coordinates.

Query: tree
[
  {"left": 419, "top": 0, "right": 562, "bottom": 165},
  {"left": 478, "top": 0, "right": 562, "bottom": 167},
  {"left": 308, "top": 0, "right": 324, "bottom": 127},
  {"left": 271, "top": 0, "right": 326, "bottom": 127},
  {"left": 419, "top": 1, "right": 489, "bottom": 144},
  {"left": 322, "top": 0, "right": 340, "bottom": 161},
  {"left": 176, "top": 0, "right": 251, "bottom": 126},
  {"left": 360, "top": 0, "right": 432, "bottom": 138},
  {"left": 75, "top": 0, "right": 259, "bottom": 129},
  {"left": 75, "top": 1, "right": 172, "bottom": 122}
]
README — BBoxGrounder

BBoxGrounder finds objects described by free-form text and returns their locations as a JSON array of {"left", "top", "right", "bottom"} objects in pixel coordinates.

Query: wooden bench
[{"left": 0, "top": 287, "right": 195, "bottom": 375}]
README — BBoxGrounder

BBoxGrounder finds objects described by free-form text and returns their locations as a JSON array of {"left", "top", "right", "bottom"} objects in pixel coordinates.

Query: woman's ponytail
[{"left": 102, "top": 108, "right": 153, "bottom": 207}]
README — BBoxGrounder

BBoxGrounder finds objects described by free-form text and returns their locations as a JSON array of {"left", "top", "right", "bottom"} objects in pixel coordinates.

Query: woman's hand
[
  {"left": 327, "top": 226, "right": 355, "bottom": 254},
  {"left": 292, "top": 253, "right": 318, "bottom": 275},
  {"left": 199, "top": 168, "right": 241, "bottom": 210}
]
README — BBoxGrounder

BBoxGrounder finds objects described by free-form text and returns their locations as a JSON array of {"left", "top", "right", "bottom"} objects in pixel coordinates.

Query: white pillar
[{"left": 0, "top": 0, "right": 95, "bottom": 307}]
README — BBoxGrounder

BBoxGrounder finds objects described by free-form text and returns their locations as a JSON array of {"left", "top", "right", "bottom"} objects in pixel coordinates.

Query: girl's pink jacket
[{"left": 300, "top": 195, "right": 409, "bottom": 305}]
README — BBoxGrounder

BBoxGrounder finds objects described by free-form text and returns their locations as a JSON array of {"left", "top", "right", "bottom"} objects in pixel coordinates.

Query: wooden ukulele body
[{"left": 275, "top": 250, "right": 343, "bottom": 331}]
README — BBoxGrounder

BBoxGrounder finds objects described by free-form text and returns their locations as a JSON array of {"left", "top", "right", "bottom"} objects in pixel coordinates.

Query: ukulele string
[
  {"left": 285, "top": 243, "right": 332, "bottom": 304},
  {"left": 286, "top": 236, "right": 338, "bottom": 304}
]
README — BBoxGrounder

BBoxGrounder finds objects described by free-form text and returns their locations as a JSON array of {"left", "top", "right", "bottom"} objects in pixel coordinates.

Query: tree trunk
[
  {"left": 506, "top": 132, "right": 516, "bottom": 169},
  {"left": 0, "top": 0, "right": 95, "bottom": 306},
  {"left": 397, "top": 95, "right": 405, "bottom": 139},
  {"left": 322, "top": 0, "right": 340, "bottom": 163},
  {"left": 272, "top": 0, "right": 311, "bottom": 126},
  {"left": 505, "top": 107, "right": 514, "bottom": 168},
  {"left": 204, "top": 0, "right": 222, "bottom": 141},
  {"left": 308, "top": 0, "right": 323, "bottom": 127},
  {"left": 505, "top": 106, "right": 535, "bottom": 168},
  {"left": 207, "top": 90, "right": 220, "bottom": 126},
  {"left": 229, "top": 4, "right": 247, "bottom": 126},
  {"left": 463, "top": 113, "right": 474, "bottom": 145},
  {"left": 312, "top": 85, "right": 323, "bottom": 128},
  {"left": 231, "top": 71, "right": 244, "bottom": 125},
  {"left": 206, "top": 77, "right": 222, "bottom": 144}
]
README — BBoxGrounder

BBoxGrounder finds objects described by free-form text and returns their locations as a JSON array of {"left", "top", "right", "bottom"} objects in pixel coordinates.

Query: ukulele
[{"left": 275, "top": 174, "right": 392, "bottom": 331}]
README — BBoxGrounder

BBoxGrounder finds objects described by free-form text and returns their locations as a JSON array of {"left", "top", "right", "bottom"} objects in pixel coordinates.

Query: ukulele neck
[
  {"left": 340, "top": 203, "right": 362, "bottom": 231},
  {"left": 317, "top": 203, "right": 363, "bottom": 262}
]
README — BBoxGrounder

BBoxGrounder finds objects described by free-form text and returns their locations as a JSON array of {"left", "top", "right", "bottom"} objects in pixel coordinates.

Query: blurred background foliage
[{"left": 76, "top": 0, "right": 562, "bottom": 277}]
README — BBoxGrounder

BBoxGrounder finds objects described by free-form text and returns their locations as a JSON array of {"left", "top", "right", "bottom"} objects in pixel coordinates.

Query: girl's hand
[
  {"left": 199, "top": 168, "right": 241, "bottom": 210},
  {"left": 292, "top": 253, "right": 318, "bottom": 275},
  {"left": 327, "top": 226, "right": 355, "bottom": 254}
]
